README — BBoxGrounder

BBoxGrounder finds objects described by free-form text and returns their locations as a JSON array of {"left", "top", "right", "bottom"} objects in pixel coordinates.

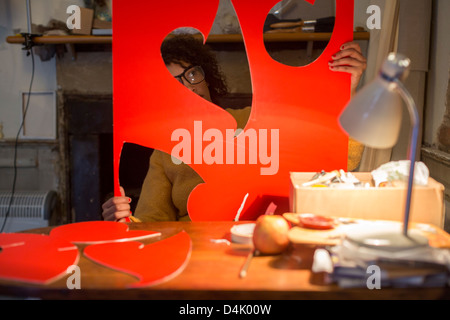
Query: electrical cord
[{"left": 0, "top": 44, "right": 35, "bottom": 233}]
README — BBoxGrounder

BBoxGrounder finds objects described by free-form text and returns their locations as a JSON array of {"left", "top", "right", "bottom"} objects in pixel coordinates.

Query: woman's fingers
[
  {"left": 329, "top": 42, "right": 367, "bottom": 93},
  {"left": 101, "top": 190, "right": 132, "bottom": 221},
  {"left": 102, "top": 205, "right": 130, "bottom": 221},
  {"left": 119, "top": 186, "right": 126, "bottom": 197},
  {"left": 330, "top": 43, "right": 366, "bottom": 69}
]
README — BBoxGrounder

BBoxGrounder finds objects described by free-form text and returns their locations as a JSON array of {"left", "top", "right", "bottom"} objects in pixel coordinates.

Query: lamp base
[{"left": 346, "top": 229, "right": 429, "bottom": 251}]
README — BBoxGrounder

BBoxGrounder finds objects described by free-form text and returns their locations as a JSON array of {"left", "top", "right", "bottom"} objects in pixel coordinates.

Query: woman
[{"left": 102, "top": 34, "right": 367, "bottom": 222}]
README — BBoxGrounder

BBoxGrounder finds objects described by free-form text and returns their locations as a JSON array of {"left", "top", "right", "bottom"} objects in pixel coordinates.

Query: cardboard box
[
  {"left": 71, "top": 7, "right": 94, "bottom": 35},
  {"left": 289, "top": 172, "right": 445, "bottom": 227},
  {"left": 93, "top": 19, "right": 112, "bottom": 29}
]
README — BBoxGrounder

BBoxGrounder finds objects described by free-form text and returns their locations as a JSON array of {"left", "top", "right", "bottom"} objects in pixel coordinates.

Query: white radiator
[{"left": 0, "top": 191, "right": 57, "bottom": 232}]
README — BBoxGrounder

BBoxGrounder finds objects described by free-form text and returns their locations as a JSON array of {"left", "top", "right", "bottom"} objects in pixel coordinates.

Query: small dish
[{"left": 230, "top": 223, "right": 255, "bottom": 244}]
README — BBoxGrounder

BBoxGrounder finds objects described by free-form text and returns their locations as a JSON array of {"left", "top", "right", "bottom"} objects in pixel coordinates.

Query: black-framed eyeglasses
[{"left": 174, "top": 65, "right": 205, "bottom": 85}]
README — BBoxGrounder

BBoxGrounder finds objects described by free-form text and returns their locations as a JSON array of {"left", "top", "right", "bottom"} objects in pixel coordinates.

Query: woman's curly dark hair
[{"left": 161, "top": 34, "right": 229, "bottom": 105}]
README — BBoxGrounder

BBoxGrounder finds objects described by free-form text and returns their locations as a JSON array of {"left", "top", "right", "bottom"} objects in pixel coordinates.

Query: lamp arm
[
  {"left": 394, "top": 79, "right": 420, "bottom": 236},
  {"left": 26, "top": 0, "right": 32, "bottom": 34}
]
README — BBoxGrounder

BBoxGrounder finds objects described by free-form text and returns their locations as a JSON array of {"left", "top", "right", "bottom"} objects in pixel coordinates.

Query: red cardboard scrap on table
[
  {"left": 0, "top": 222, "right": 190, "bottom": 287},
  {"left": 83, "top": 231, "right": 192, "bottom": 288},
  {"left": 0, "top": 233, "right": 79, "bottom": 285},
  {"left": 112, "top": 0, "right": 353, "bottom": 221}
]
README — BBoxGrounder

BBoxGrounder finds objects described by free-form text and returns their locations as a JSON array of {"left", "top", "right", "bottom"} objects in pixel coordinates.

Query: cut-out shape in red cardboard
[
  {"left": 0, "top": 233, "right": 79, "bottom": 285},
  {"left": 83, "top": 231, "right": 192, "bottom": 288},
  {"left": 49, "top": 221, "right": 161, "bottom": 244},
  {"left": 113, "top": 0, "right": 353, "bottom": 221}
]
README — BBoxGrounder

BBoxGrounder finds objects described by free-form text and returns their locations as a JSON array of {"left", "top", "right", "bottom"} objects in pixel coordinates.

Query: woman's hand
[
  {"left": 329, "top": 41, "right": 367, "bottom": 95},
  {"left": 101, "top": 186, "right": 132, "bottom": 222}
]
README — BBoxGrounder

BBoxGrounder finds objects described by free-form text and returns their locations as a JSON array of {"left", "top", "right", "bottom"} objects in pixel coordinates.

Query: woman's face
[{"left": 167, "top": 62, "right": 212, "bottom": 103}]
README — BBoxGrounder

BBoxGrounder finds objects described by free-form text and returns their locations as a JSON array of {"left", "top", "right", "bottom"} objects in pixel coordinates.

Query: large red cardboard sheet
[{"left": 113, "top": 0, "right": 353, "bottom": 221}]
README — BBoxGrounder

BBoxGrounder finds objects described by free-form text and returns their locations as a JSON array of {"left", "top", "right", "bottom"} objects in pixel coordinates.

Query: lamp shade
[{"left": 339, "top": 53, "right": 411, "bottom": 149}]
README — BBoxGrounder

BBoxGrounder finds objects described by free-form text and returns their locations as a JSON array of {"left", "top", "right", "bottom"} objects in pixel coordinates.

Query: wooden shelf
[
  {"left": 6, "top": 32, "right": 369, "bottom": 45},
  {"left": 6, "top": 35, "right": 112, "bottom": 44}
]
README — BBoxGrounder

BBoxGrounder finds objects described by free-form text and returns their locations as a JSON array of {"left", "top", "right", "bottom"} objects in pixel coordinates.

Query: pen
[{"left": 239, "top": 249, "right": 257, "bottom": 278}]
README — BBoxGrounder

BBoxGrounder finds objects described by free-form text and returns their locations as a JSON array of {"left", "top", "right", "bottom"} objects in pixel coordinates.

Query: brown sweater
[
  {"left": 134, "top": 107, "right": 363, "bottom": 222},
  {"left": 134, "top": 107, "right": 251, "bottom": 222}
]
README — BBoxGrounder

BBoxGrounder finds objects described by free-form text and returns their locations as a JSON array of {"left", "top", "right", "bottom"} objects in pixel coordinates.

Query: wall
[
  {"left": 422, "top": 0, "right": 450, "bottom": 230},
  {"left": 424, "top": 0, "right": 450, "bottom": 147},
  {"left": 0, "top": 0, "right": 84, "bottom": 227},
  {"left": 0, "top": 0, "right": 84, "bottom": 138}
]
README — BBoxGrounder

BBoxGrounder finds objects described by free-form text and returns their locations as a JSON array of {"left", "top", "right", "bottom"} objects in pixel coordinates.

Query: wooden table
[{"left": 0, "top": 221, "right": 449, "bottom": 300}]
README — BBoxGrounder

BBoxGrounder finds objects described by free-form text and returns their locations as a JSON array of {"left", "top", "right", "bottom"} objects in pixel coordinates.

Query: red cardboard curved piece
[
  {"left": 49, "top": 221, "right": 161, "bottom": 244},
  {"left": 113, "top": 0, "right": 353, "bottom": 221},
  {"left": 0, "top": 233, "right": 79, "bottom": 285},
  {"left": 83, "top": 231, "right": 192, "bottom": 288}
]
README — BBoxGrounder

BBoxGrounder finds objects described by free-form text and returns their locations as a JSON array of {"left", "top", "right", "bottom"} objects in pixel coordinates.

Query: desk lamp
[{"left": 339, "top": 52, "right": 428, "bottom": 250}]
